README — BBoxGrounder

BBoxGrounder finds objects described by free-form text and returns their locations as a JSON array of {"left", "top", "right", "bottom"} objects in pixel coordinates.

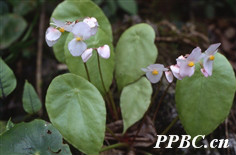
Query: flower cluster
[
  {"left": 142, "top": 43, "right": 221, "bottom": 83},
  {"left": 45, "top": 17, "right": 110, "bottom": 62}
]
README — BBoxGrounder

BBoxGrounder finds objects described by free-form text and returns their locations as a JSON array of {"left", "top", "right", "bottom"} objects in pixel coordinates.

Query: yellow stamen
[
  {"left": 188, "top": 61, "right": 194, "bottom": 67},
  {"left": 76, "top": 37, "right": 82, "bottom": 41},
  {"left": 152, "top": 69, "right": 159, "bottom": 75},
  {"left": 209, "top": 55, "right": 215, "bottom": 61},
  {"left": 59, "top": 28, "right": 65, "bottom": 33}
]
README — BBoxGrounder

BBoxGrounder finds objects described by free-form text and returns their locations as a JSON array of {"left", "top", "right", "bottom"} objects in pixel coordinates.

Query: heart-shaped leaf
[
  {"left": 0, "top": 57, "right": 16, "bottom": 98},
  {"left": 64, "top": 29, "right": 114, "bottom": 95},
  {"left": 175, "top": 53, "right": 236, "bottom": 137},
  {"left": 120, "top": 77, "right": 152, "bottom": 133},
  {"left": 46, "top": 73, "right": 106, "bottom": 155},
  {"left": 115, "top": 23, "right": 158, "bottom": 90},
  {"left": 0, "top": 14, "right": 27, "bottom": 49},
  {"left": 22, "top": 80, "right": 42, "bottom": 114},
  {"left": 50, "top": 0, "right": 112, "bottom": 63},
  {"left": 0, "top": 119, "right": 72, "bottom": 155}
]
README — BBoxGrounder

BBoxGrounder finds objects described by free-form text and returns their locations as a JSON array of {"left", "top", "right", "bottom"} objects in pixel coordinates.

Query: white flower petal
[
  {"left": 63, "top": 23, "right": 75, "bottom": 32},
  {"left": 90, "top": 27, "right": 98, "bottom": 36},
  {"left": 179, "top": 61, "right": 195, "bottom": 77},
  {"left": 71, "top": 22, "right": 92, "bottom": 40},
  {"left": 176, "top": 55, "right": 186, "bottom": 66},
  {"left": 97, "top": 45, "right": 110, "bottom": 59},
  {"left": 45, "top": 27, "right": 61, "bottom": 41},
  {"left": 83, "top": 17, "right": 98, "bottom": 28},
  {"left": 148, "top": 64, "right": 165, "bottom": 71},
  {"left": 163, "top": 68, "right": 169, "bottom": 71},
  {"left": 187, "top": 47, "right": 202, "bottom": 62},
  {"left": 68, "top": 38, "right": 87, "bottom": 56},
  {"left": 81, "top": 48, "right": 93, "bottom": 62},
  {"left": 203, "top": 57, "right": 213, "bottom": 76},
  {"left": 201, "top": 68, "right": 209, "bottom": 77},
  {"left": 91, "top": 17, "right": 98, "bottom": 25},
  {"left": 178, "top": 55, "right": 185, "bottom": 60},
  {"left": 146, "top": 71, "right": 163, "bottom": 83},
  {"left": 170, "top": 65, "right": 183, "bottom": 80},
  {"left": 45, "top": 38, "right": 57, "bottom": 47},
  {"left": 83, "top": 17, "right": 98, "bottom": 36},
  {"left": 141, "top": 68, "right": 150, "bottom": 72},
  {"left": 170, "top": 65, "right": 179, "bottom": 73},
  {"left": 52, "top": 18, "right": 65, "bottom": 27},
  {"left": 165, "top": 71, "right": 173, "bottom": 83},
  {"left": 205, "top": 43, "right": 221, "bottom": 55},
  {"left": 45, "top": 27, "right": 61, "bottom": 47},
  {"left": 45, "top": 39, "right": 55, "bottom": 47}
]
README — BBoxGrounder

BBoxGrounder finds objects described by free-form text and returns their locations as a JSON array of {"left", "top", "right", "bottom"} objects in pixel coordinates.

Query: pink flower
[
  {"left": 45, "top": 18, "right": 74, "bottom": 47},
  {"left": 68, "top": 22, "right": 92, "bottom": 56},
  {"left": 202, "top": 43, "right": 221, "bottom": 76},
  {"left": 169, "top": 55, "right": 185, "bottom": 80},
  {"left": 170, "top": 65, "right": 183, "bottom": 80},
  {"left": 45, "top": 27, "right": 61, "bottom": 47},
  {"left": 177, "top": 47, "right": 203, "bottom": 78},
  {"left": 165, "top": 71, "right": 173, "bottom": 83},
  {"left": 81, "top": 48, "right": 93, "bottom": 62},
  {"left": 142, "top": 64, "right": 168, "bottom": 83},
  {"left": 83, "top": 17, "right": 98, "bottom": 36},
  {"left": 97, "top": 45, "right": 110, "bottom": 59}
]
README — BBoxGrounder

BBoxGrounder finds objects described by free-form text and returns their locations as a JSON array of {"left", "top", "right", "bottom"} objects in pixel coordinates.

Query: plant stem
[
  {"left": 97, "top": 52, "right": 119, "bottom": 120},
  {"left": 97, "top": 52, "right": 107, "bottom": 92},
  {"left": 161, "top": 116, "right": 179, "bottom": 135},
  {"left": 83, "top": 62, "right": 91, "bottom": 82},
  {"left": 108, "top": 90, "right": 119, "bottom": 120},
  {"left": 152, "top": 82, "right": 172, "bottom": 122},
  {"left": 106, "top": 126, "right": 120, "bottom": 141},
  {"left": 104, "top": 96, "right": 114, "bottom": 121},
  {"left": 148, "top": 76, "right": 164, "bottom": 114},
  {"left": 151, "top": 81, "right": 162, "bottom": 104},
  {"left": 99, "top": 143, "right": 128, "bottom": 152}
]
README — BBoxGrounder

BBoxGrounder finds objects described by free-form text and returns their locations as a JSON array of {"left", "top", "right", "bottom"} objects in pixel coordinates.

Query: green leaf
[
  {"left": 175, "top": 53, "right": 236, "bottom": 137},
  {"left": 51, "top": 0, "right": 112, "bottom": 63},
  {"left": 115, "top": 23, "right": 158, "bottom": 90},
  {"left": 120, "top": 77, "right": 152, "bottom": 133},
  {"left": 0, "top": 57, "right": 17, "bottom": 98},
  {"left": 46, "top": 73, "right": 106, "bottom": 155},
  {"left": 8, "top": 0, "right": 37, "bottom": 16},
  {"left": 0, "top": 119, "right": 72, "bottom": 155},
  {"left": 52, "top": 34, "right": 68, "bottom": 63},
  {"left": 0, "top": 121, "right": 6, "bottom": 135},
  {"left": 22, "top": 80, "right": 42, "bottom": 114},
  {"left": 0, "top": 14, "right": 27, "bottom": 49},
  {"left": 117, "top": 0, "right": 137, "bottom": 15},
  {"left": 64, "top": 29, "right": 114, "bottom": 95}
]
